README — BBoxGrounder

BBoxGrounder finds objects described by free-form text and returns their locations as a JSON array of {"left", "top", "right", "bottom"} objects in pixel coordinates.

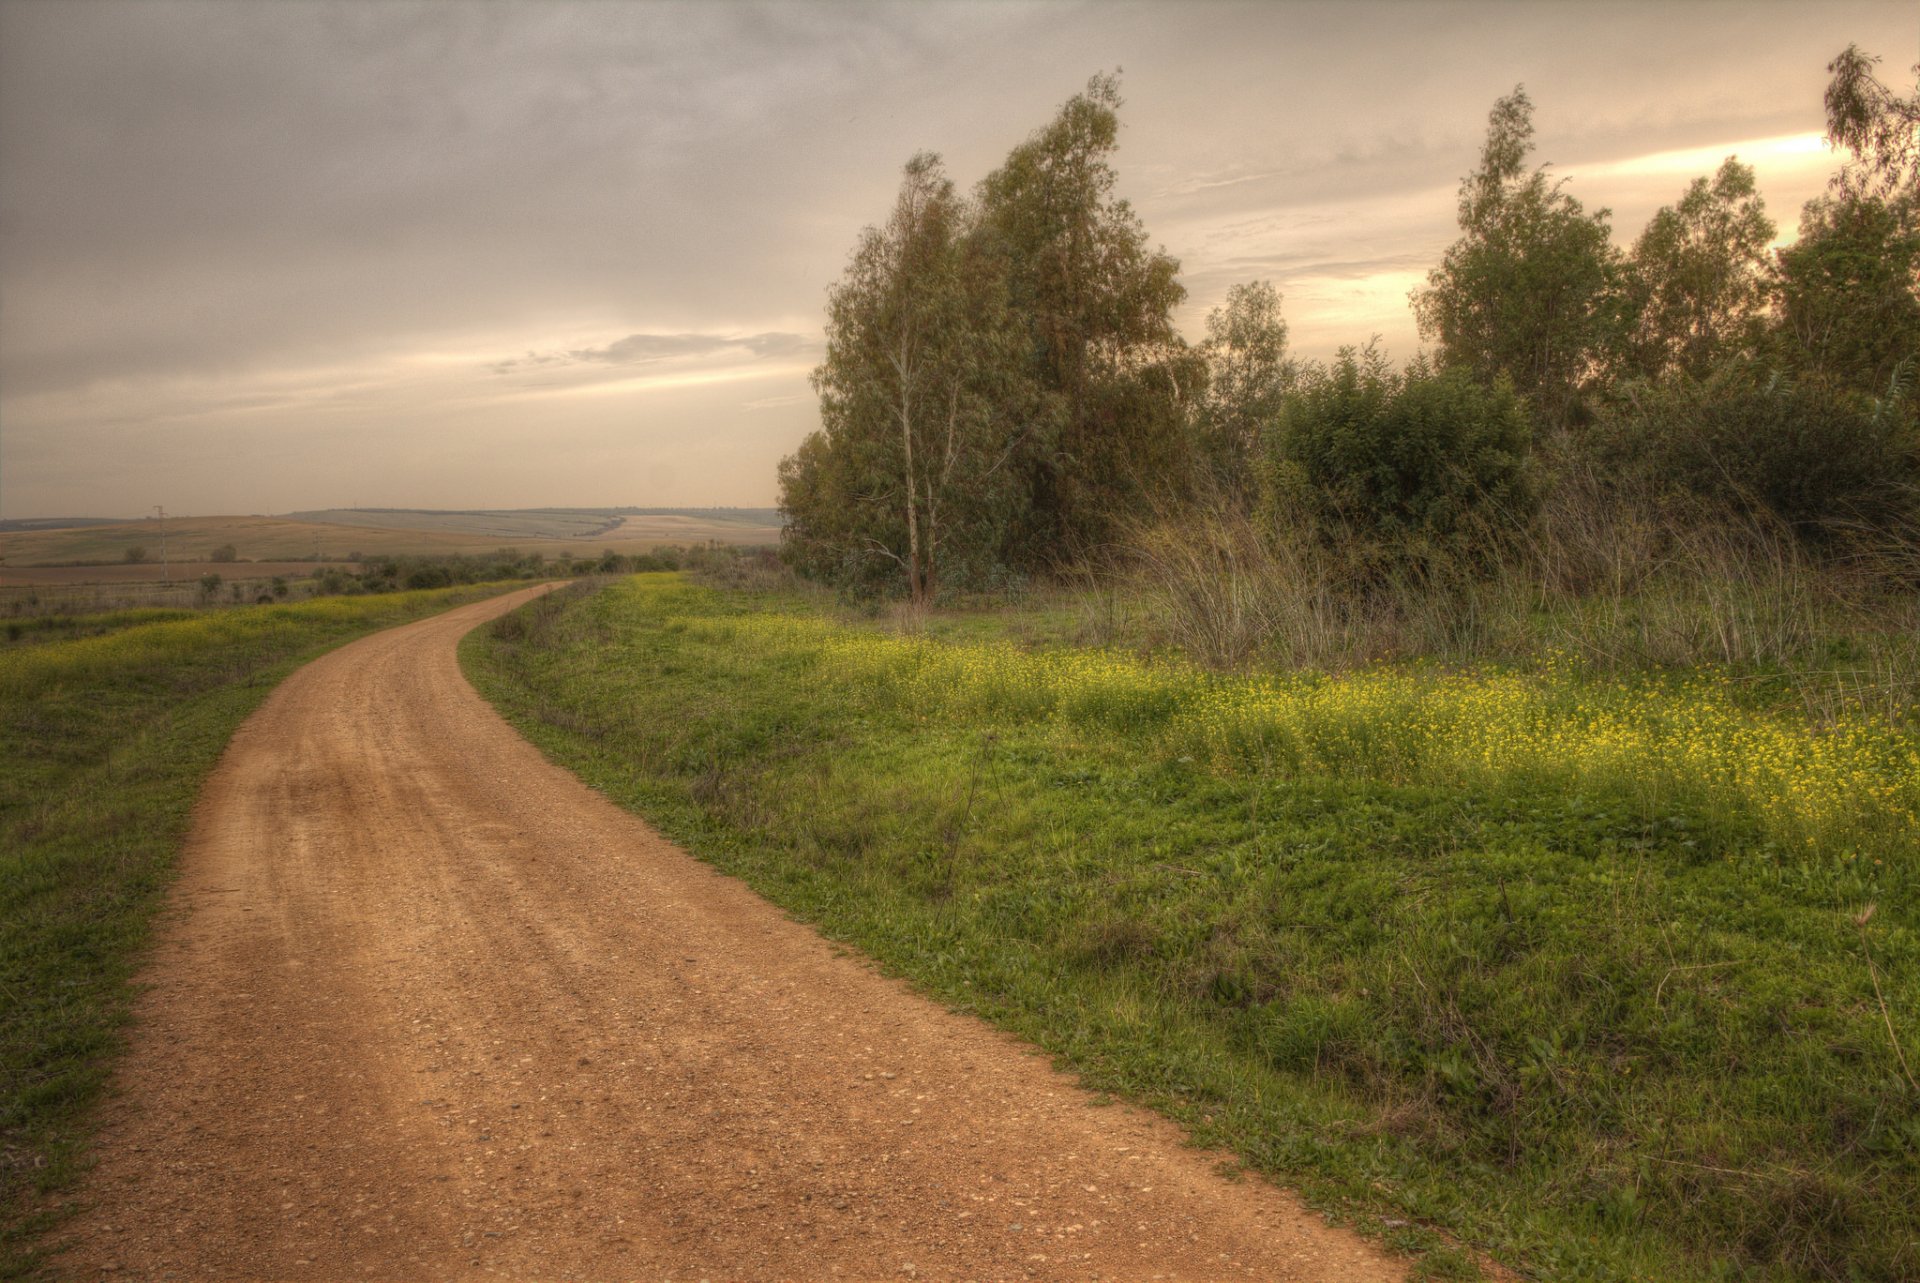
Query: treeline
[
  {"left": 309, "top": 545, "right": 755, "bottom": 596},
  {"left": 778, "top": 52, "right": 1920, "bottom": 624}
]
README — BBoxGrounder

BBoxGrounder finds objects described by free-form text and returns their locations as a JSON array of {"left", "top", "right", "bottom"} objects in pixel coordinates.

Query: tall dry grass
[{"left": 1117, "top": 470, "right": 1920, "bottom": 721}]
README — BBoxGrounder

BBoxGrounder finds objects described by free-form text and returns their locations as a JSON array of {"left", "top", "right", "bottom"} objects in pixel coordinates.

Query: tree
[
  {"left": 1196, "top": 281, "right": 1292, "bottom": 505},
  {"left": 1824, "top": 43, "right": 1920, "bottom": 201},
  {"left": 1414, "top": 87, "right": 1621, "bottom": 431},
  {"left": 1773, "top": 192, "right": 1920, "bottom": 396},
  {"left": 1621, "top": 158, "right": 1776, "bottom": 381},
  {"left": 977, "top": 73, "right": 1197, "bottom": 556},
  {"left": 1763, "top": 44, "right": 1920, "bottom": 403},
  {"left": 779, "top": 154, "right": 1027, "bottom": 602}
]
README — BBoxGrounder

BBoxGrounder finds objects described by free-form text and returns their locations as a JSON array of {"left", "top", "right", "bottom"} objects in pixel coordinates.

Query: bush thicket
[
  {"left": 1267, "top": 349, "right": 1534, "bottom": 582},
  {"left": 1594, "top": 368, "right": 1919, "bottom": 539}
]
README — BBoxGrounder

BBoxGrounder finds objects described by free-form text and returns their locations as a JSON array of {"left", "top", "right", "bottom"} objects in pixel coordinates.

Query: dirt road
[{"left": 60, "top": 586, "right": 1403, "bottom": 1281}]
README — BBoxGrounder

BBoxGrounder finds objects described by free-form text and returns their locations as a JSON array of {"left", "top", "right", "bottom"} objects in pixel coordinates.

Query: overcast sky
[{"left": 1, "top": 0, "right": 1913, "bottom": 518}]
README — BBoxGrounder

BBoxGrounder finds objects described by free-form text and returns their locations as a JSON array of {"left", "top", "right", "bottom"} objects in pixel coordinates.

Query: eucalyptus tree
[
  {"left": 1774, "top": 192, "right": 1920, "bottom": 397},
  {"left": 977, "top": 72, "right": 1199, "bottom": 556},
  {"left": 779, "top": 153, "right": 1027, "bottom": 602},
  {"left": 1620, "top": 158, "right": 1776, "bottom": 381},
  {"left": 1414, "top": 87, "right": 1622, "bottom": 431},
  {"left": 1196, "top": 280, "right": 1292, "bottom": 505},
  {"left": 1767, "top": 45, "right": 1920, "bottom": 399},
  {"left": 1824, "top": 43, "right": 1920, "bottom": 201}
]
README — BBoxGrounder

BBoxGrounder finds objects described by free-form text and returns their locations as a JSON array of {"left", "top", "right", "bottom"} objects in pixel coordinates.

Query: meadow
[
  {"left": 0, "top": 509, "right": 780, "bottom": 570},
  {"left": 0, "top": 583, "right": 523, "bottom": 1275},
  {"left": 467, "top": 574, "right": 1919, "bottom": 1283}
]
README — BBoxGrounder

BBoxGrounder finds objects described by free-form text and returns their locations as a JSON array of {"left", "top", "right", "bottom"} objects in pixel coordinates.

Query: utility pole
[{"left": 153, "top": 505, "right": 170, "bottom": 584}]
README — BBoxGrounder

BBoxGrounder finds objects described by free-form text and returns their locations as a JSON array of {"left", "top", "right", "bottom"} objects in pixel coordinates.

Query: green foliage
[
  {"left": 783, "top": 73, "right": 1197, "bottom": 594},
  {"left": 1414, "top": 87, "right": 1622, "bottom": 430},
  {"left": 208, "top": 544, "right": 238, "bottom": 564},
  {"left": 1621, "top": 158, "right": 1776, "bottom": 381},
  {"left": 1196, "top": 281, "right": 1293, "bottom": 505},
  {"left": 1268, "top": 349, "right": 1534, "bottom": 579},
  {"left": 780, "top": 153, "right": 1028, "bottom": 601},
  {"left": 1774, "top": 192, "right": 1920, "bottom": 397},
  {"left": 312, "top": 550, "right": 551, "bottom": 597},
  {"left": 1823, "top": 43, "right": 1920, "bottom": 201},
  {"left": 468, "top": 576, "right": 1920, "bottom": 1283},
  {"left": 1597, "top": 367, "right": 1919, "bottom": 538},
  {"left": 121, "top": 546, "right": 147, "bottom": 565},
  {"left": 977, "top": 72, "right": 1199, "bottom": 556}
]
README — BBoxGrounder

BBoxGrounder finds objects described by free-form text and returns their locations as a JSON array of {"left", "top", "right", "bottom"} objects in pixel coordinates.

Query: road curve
[{"left": 60, "top": 586, "right": 1403, "bottom": 1282}]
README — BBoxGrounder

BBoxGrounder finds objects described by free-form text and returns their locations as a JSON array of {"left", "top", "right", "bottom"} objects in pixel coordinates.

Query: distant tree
[
  {"left": 209, "top": 543, "right": 238, "bottom": 563},
  {"left": 977, "top": 72, "right": 1198, "bottom": 556},
  {"left": 197, "top": 573, "right": 222, "bottom": 599},
  {"left": 1196, "top": 281, "right": 1293, "bottom": 505},
  {"left": 123, "top": 545, "right": 148, "bottom": 564},
  {"left": 1824, "top": 43, "right": 1920, "bottom": 200},
  {"left": 1414, "top": 87, "right": 1622, "bottom": 431},
  {"left": 780, "top": 153, "right": 1028, "bottom": 602},
  {"left": 1620, "top": 158, "right": 1776, "bottom": 381}
]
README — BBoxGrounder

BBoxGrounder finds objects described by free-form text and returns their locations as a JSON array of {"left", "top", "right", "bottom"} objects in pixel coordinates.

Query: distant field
[
  {"left": 0, "top": 509, "right": 781, "bottom": 567},
  {"left": 288, "top": 507, "right": 782, "bottom": 540},
  {"left": 286, "top": 508, "right": 621, "bottom": 540},
  {"left": 0, "top": 518, "right": 121, "bottom": 535},
  {"left": 0, "top": 561, "right": 351, "bottom": 588}
]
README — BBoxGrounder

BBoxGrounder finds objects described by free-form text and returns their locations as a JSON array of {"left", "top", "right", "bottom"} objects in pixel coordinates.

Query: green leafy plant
[{"left": 1268, "top": 348, "right": 1535, "bottom": 582}]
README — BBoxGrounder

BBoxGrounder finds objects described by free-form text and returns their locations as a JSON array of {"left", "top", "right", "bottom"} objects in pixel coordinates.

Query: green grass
[
  {"left": 0, "top": 583, "right": 524, "bottom": 1276},
  {"left": 465, "top": 574, "right": 1919, "bottom": 1283}
]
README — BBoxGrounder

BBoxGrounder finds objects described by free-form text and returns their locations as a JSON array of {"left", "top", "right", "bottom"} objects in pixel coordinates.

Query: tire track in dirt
[{"left": 58, "top": 585, "right": 1404, "bottom": 1281}]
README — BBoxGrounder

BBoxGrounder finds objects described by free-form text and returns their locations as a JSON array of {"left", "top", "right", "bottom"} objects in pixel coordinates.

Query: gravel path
[{"left": 60, "top": 585, "right": 1404, "bottom": 1282}]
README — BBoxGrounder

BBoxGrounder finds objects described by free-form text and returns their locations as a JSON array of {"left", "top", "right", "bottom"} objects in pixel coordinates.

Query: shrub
[
  {"left": 403, "top": 565, "right": 452, "bottom": 591},
  {"left": 1267, "top": 347, "right": 1535, "bottom": 582},
  {"left": 1595, "top": 367, "right": 1919, "bottom": 540},
  {"left": 123, "top": 546, "right": 148, "bottom": 564},
  {"left": 208, "top": 544, "right": 237, "bottom": 563}
]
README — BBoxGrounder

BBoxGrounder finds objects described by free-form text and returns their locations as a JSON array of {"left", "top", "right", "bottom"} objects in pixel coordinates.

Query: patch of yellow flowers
[
  {"left": 687, "top": 607, "right": 1919, "bottom": 860},
  {"left": 1, "top": 587, "right": 475, "bottom": 699}
]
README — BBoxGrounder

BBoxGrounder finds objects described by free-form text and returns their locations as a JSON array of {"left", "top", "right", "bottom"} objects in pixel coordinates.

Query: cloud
[
  {"left": 486, "top": 331, "right": 812, "bottom": 375},
  {"left": 570, "top": 331, "right": 809, "bottom": 365},
  {"left": 3, "top": 0, "right": 1908, "bottom": 516},
  {"left": 742, "top": 391, "right": 816, "bottom": 411}
]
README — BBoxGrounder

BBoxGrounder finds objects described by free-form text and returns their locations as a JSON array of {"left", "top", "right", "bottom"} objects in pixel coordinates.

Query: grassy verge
[
  {"left": 0, "top": 583, "right": 527, "bottom": 1276},
  {"left": 466, "top": 574, "right": 1917, "bottom": 1283}
]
